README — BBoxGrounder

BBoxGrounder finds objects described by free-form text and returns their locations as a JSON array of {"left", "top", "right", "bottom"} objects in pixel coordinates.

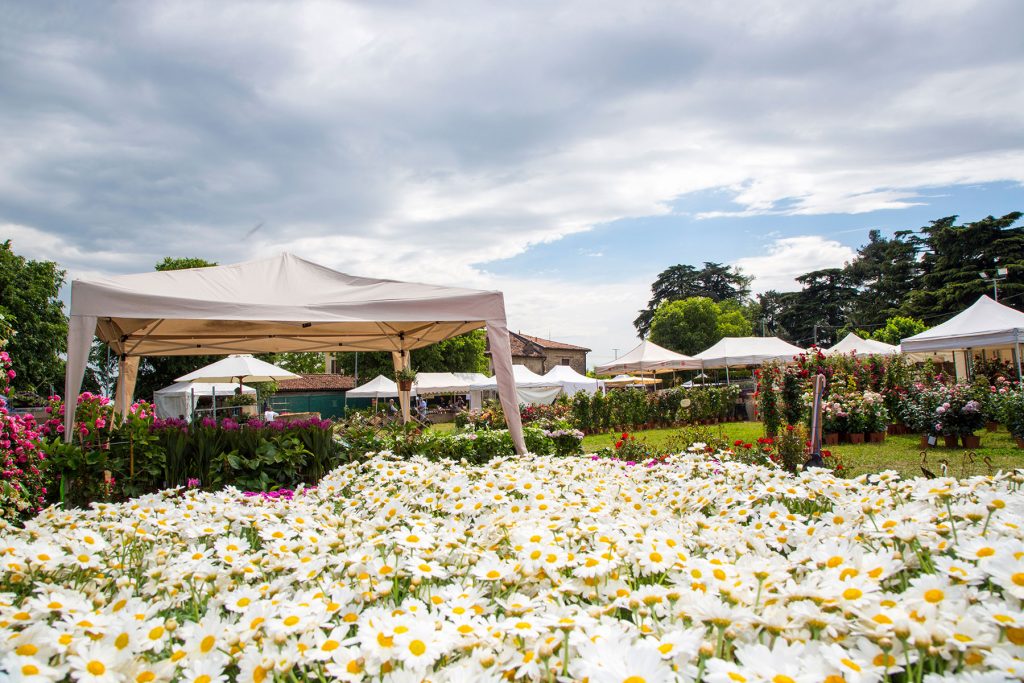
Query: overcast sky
[{"left": 2, "top": 0, "right": 1023, "bottom": 367}]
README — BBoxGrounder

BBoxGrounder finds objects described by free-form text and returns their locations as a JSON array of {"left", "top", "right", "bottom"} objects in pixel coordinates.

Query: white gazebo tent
[
  {"left": 900, "top": 295, "right": 1024, "bottom": 381},
  {"left": 471, "top": 365, "right": 562, "bottom": 405},
  {"left": 824, "top": 333, "right": 900, "bottom": 357},
  {"left": 593, "top": 339, "right": 701, "bottom": 376},
  {"left": 694, "top": 336, "right": 805, "bottom": 382},
  {"left": 64, "top": 253, "right": 527, "bottom": 453},
  {"left": 153, "top": 381, "right": 256, "bottom": 420},
  {"left": 543, "top": 365, "right": 604, "bottom": 396},
  {"left": 346, "top": 374, "right": 410, "bottom": 399}
]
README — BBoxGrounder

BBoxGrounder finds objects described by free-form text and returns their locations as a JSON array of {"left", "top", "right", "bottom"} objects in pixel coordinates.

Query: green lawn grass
[{"left": 581, "top": 421, "right": 1024, "bottom": 479}]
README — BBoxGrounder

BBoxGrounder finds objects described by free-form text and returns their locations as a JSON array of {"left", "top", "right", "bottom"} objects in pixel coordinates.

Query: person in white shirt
[{"left": 264, "top": 408, "right": 279, "bottom": 421}]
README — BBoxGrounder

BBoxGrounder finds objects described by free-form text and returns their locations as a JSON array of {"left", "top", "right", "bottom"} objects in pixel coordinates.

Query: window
[{"left": 561, "top": 358, "right": 571, "bottom": 365}]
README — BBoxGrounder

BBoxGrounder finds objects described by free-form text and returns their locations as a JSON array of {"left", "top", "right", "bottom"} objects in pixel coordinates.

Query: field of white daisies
[{"left": 1, "top": 450, "right": 1023, "bottom": 683}]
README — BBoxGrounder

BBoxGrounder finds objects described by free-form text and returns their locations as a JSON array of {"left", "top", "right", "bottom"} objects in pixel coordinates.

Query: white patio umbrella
[{"left": 176, "top": 354, "right": 299, "bottom": 391}]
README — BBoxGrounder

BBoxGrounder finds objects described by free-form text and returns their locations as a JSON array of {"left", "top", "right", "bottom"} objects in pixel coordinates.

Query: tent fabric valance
[{"left": 65, "top": 253, "right": 526, "bottom": 453}]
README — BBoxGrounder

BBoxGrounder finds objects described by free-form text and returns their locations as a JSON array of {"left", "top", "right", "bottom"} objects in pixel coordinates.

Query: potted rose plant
[{"left": 863, "top": 390, "right": 889, "bottom": 443}]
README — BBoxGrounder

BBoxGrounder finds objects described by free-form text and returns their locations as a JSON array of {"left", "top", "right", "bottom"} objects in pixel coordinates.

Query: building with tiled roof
[
  {"left": 270, "top": 374, "right": 357, "bottom": 419},
  {"left": 499, "top": 332, "right": 591, "bottom": 375},
  {"left": 275, "top": 374, "right": 357, "bottom": 392}
]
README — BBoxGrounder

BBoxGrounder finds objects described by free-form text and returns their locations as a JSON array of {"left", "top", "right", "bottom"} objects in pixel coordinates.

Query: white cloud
[
  {"left": 1, "top": 0, "right": 1023, "bottom": 353},
  {"left": 732, "top": 236, "right": 857, "bottom": 294}
]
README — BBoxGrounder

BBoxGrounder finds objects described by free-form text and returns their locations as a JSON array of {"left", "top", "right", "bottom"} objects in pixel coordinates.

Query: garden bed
[{"left": 0, "top": 453, "right": 1021, "bottom": 680}]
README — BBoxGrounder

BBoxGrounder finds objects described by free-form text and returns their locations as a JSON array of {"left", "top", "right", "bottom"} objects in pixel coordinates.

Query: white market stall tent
[
  {"left": 604, "top": 374, "right": 661, "bottom": 387},
  {"left": 594, "top": 339, "right": 701, "bottom": 375},
  {"left": 346, "top": 375, "right": 409, "bottom": 399},
  {"left": 471, "top": 365, "right": 562, "bottom": 405},
  {"left": 694, "top": 336, "right": 805, "bottom": 368},
  {"left": 153, "top": 381, "right": 256, "bottom": 420},
  {"left": 64, "top": 253, "right": 527, "bottom": 453},
  {"left": 543, "top": 365, "right": 604, "bottom": 396},
  {"left": 824, "top": 333, "right": 900, "bottom": 357},
  {"left": 900, "top": 295, "right": 1024, "bottom": 380}
]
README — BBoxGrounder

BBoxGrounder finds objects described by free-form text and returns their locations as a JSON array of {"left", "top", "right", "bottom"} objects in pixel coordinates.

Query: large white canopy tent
[
  {"left": 64, "top": 253, "right": 527, "bottom": 453},
  {"left": 471, "top": 365, "right": 562, "bottom": 405},
  {"left": 900, "top": 295, "right": 1024, "bottom": 380},
  {"left": 824, "top": 333, "right": 900, "bottom": 357},
  {"left": 542, "top": 365, "right": 604, "bottom": 396},
  {"left": 153, "top": 381, "right": 256, "bottom": 420},
  {"left": 593, "top": 339, "right": 701, "bottom": 375}
]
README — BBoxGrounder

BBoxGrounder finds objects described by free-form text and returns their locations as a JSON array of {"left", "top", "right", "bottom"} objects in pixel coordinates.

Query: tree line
[{"left": 636, "top": 212, "right": 1024, "bottom": 354}]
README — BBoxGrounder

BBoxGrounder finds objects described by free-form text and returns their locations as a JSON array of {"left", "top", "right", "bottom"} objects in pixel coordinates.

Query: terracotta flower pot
[
  {"left": 868, "top": 432, "right": 885, "bottom": 443},
  {"left": 986, "top": 421, "right": 999, "bottom": 433},
  {"left": 823, "top": 432, "right": 839, "bottom": 445},
  {"left": 1016, "top": 437, "right": 1024, "bottom": 449},
  {"left": 961, "top": 434, "right": 981, "bottom": 449},
  {"left": 920, "top": 434, "right": 932, "bottom": 449},
  {"left": 848, "top": 433, "right": 865, "bottom": 444},
  {"left": 887, "top": 423, "right": 901, "bottom": 435},
  {"left": 943, "top": 434, "right": 959, "bottom": 449},
  {"left": 397, "top": 379, "right": 413, "bottom": 391}
]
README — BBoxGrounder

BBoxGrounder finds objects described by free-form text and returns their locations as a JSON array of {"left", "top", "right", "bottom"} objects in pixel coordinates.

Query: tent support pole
[{"left": 1016, "top": 332, "right": 1023, "bottom": 387}]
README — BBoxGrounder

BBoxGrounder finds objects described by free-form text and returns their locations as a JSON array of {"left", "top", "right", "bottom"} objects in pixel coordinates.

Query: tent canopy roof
[
  {"left": 824, "top": 333, "right": 900, "bottom": 357},
  {"left": 346, "top": 375, "right": 406, "bottom": 398},
  {"left": 593, "top": 340, "right": 700, "bottom": 374},
  {"left": 471, "top": 365, "right": 560, "bottom": 389},
  {"left": 694, "top": 336, "right": 804, "bottom": 368},
  {"left": 901, "top": 295, "right": 1024, "bottom": 352},
  {"left": 71, "top": 252, "right": 507, "bottom": 356}
]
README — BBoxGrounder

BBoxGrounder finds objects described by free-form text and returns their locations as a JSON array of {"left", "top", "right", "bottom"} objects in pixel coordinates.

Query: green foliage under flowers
[
  {"left": 39, "top": 394, "right": 342, "bottom": 509},
  {"left": 999, "top": 388, "right": 1024, "bottom": 440}
]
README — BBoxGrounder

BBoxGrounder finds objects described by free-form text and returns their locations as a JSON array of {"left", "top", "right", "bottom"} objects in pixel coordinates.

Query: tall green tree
[
  {"left": 649, "top": 297, "right": 752, "bottom": 356},
  {"left": 778, "top": 268, "right": 858, "bottom": 346},
  {"left": 755, "top": 290, "right": 797, "bottom": 340},
  {"left": 634, "top": 262, "right": 752, "bottom": 337},
  {"left": 869, "top": 316, "right": 928, "bottom": 346},
  {"left": 0, "top": 241, "right": 67, "bottom": 394},
  {"left": 907, "top": 212, "right": 1024, "bottom": 318},
  {"left": 844, "top": 229, "right": 920, "bottom": 328}
]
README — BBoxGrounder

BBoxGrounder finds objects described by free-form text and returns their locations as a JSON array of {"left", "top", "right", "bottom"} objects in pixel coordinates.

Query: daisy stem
[
  {"left": 980, "top": 509, "right": 993, "bottom": 537},
  {"left": 944, "top": 497, "right": 959, "bottom": 546}
]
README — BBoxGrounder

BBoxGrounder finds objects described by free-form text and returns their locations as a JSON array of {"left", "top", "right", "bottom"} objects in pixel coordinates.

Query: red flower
[
  {"left": 621, "top": 432, "right": 629, "bottom": 439},
  {"left": 822, "top": 450, "right": 832, "bottom": 458},
  {"left": 615, "top": 440, "right": 623, "bottom": 449},
  {"left": 734, "top": 439, "right": 744, "bottom": 446}
]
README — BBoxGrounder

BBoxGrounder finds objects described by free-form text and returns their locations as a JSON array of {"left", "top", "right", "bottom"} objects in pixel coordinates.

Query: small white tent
[
  {"left": 153, "top": 381, "right": 256, "bottom": 420},
  {"left": 694, "top": 337, "right": 804, "bottom": 368},
  {"left": 471, "top": 365, "right": 562, "bottom": 405},
  {"left": 346, "top": 375, "right": 409, "bottom": 399},
  {"left": 824, "top": 333, "right": 900, "bottom": 357},
  {"left": 901, "top": 295, "right": 1024, "bottom": 379},
  {"left": 543, "top": 365, "right": 603, "bottom": 396},
  {"left": 594, "top": 339, "right": 701, "bottom": 375}
]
